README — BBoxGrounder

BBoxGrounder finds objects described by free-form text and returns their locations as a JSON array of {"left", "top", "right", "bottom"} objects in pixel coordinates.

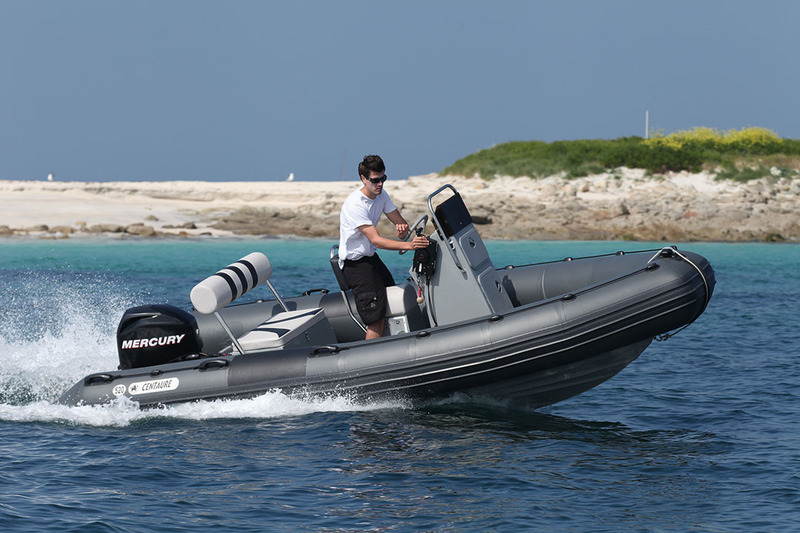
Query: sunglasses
[{"left": 365, "top": 175, "right": 387, "bottom": 184}]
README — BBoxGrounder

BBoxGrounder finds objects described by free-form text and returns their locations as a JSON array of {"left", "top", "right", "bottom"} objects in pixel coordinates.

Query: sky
[{"left": 1, "top": 0, "right": 798, "bottom": 182}]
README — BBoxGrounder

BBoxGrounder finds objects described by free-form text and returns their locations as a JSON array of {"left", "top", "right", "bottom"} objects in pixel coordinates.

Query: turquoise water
[{"left": 1, "top": 238, "right": 798, "bottom": 531}]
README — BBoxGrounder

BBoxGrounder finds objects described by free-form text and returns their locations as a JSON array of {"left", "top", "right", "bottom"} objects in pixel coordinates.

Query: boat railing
[{"left": 426, "top": 184, "right": 465, "bottom": 272}]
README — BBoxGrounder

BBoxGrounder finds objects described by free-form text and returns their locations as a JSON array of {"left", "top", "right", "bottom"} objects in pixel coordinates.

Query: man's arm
[
  {"left": 385, "top": 209, "right": 410, "bottom": 239},
  {"left": 358, "top": 224, "right": 428, "bottom": 251}
]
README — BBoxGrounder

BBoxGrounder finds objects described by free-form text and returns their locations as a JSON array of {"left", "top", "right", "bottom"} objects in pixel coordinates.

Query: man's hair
[{"left": 358, "top": 155, "right": 385, "bottom": 179}]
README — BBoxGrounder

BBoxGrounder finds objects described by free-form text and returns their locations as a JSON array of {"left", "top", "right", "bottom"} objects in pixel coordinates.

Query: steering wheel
[{"left": 398, "top": 215, "right": 429, "bottom": 255}]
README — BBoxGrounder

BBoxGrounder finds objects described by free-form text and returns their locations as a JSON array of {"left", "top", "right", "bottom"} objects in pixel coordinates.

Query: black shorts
[{"left": 342, "top": 254, "right": 395, "bottom": 325}]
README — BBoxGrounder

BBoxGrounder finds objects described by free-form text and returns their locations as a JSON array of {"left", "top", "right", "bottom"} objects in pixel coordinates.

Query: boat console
[
  {"left": 326, "top": 184, "right": 516, "bottom": 333},
  {"left": 419, "top": 185, "right": 514, "bottom": 326}
]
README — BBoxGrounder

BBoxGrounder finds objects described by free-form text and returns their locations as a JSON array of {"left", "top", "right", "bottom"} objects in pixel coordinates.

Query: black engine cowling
[{"left": 117, "top": 304, "right": 203, "bottom": 369}]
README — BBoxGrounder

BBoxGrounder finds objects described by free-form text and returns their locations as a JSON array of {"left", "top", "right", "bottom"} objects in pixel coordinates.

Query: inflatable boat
[{"left": 59, "top": 184, "right": 715, "bottom": 409}]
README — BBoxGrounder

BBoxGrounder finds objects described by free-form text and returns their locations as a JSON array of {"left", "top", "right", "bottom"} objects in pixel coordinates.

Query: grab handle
[
  {"left": 310, "top": 345, "right": 343, "bottom": 356},
  {"left": 426, "top": 184, "right": 464, "bottom": 272}
]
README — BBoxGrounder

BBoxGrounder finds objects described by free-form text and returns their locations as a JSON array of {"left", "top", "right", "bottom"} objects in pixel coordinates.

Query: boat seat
[
  {"left": 384, "top": 282, "right": 425, "bottom": 335},
  {"left": 190, "top": 251, "right": 343, "bottom": 353},
  {"left": 384, "top": 282, "right": 415, "bottom": 316},
  {"left": 331, "top": 245, "right": 416, "bottom": 316},
  {"left": 236, "top": 307, "right": 336, "bottom": 351},
  {"left": 330, "top": 245, "right": 426, "bottom": 335}
]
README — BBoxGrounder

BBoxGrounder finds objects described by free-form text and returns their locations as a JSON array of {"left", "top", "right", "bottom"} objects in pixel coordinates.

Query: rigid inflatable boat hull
[
  {"left": 58, "top": 336, "right": 652, "bottom": 410},
  {"left": 60, "top": 249, "right": 713, "bottom": 409}
]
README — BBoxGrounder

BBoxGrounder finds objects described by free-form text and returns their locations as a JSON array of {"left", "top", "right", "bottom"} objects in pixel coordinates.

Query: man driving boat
[{"left": 338, "top": 155, "right": 430, "bottom": 340}]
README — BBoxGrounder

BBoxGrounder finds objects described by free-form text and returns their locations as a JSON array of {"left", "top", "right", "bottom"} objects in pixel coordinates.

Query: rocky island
[{"left": 1, "top": 169, "right": 798, "bottom": 242}]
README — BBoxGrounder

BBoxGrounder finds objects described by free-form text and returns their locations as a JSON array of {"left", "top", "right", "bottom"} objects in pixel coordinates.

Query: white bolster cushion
[
  {"left": 190, "top": 252, "right": 273, "bottom": 314},
  {"left": 386, "top": 282, "right": 416, "bottom": 316}
]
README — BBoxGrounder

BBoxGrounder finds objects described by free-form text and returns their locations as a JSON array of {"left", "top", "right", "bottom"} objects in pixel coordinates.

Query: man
[{"left": 339, "top": 155, "right": 430, "bottom": 340}]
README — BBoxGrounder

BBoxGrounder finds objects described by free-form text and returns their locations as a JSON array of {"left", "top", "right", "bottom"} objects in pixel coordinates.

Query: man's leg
[
  {"left": 343, "top": 257, "right": 391, "bottom": 340},
  {"left": 365, "top": 318, "right": 385, "bottom": 340}
]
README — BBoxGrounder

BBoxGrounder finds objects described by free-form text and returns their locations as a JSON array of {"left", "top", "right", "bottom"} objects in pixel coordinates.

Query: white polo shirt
[{"left": 338, "top": 187, "right": 397, "bottom": 268}]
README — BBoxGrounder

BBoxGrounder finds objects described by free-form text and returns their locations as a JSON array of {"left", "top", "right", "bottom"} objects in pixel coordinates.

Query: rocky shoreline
[{"left": 1, "top": 169, "right": 798, "bottom": 242}]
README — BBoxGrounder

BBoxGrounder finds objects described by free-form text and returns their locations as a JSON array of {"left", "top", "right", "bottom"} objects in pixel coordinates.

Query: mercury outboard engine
[{"left": 117, "top": 304, "right": 203, "bottom": 369}]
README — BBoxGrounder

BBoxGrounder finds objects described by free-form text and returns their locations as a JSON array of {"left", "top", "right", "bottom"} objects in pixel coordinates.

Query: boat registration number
[{"left": 114, "top": 377, "right": 180, "bottom": 396}]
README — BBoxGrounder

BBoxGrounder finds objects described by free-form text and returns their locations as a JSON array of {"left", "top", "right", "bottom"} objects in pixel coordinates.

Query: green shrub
[
  {"left": 440, "top": 128, "right": 800, "bottom": 179},
  {"left": 715, "top": 166, "right": 772, "bottom": 182}
]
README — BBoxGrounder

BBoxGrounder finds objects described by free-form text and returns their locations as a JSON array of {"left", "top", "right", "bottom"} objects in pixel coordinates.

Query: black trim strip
[
  {"left": 213, "top": 271, "right": 238, "bottom": 300},
  {"left": 228, "top": 264, "right": 250, "bottom": 293},
  {"left": 238, "top": 259, "right": 260, "bottom": 288}
]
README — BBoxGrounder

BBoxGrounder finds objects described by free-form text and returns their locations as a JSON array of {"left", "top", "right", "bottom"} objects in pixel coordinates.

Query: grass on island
[{"left": 441, "top": 127, "right": 800, "bottom": 182}]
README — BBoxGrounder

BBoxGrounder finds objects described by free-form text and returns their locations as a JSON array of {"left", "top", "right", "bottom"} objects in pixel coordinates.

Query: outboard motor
[{"left": 117, "top": 304, "right": 203, "bottom": 369}]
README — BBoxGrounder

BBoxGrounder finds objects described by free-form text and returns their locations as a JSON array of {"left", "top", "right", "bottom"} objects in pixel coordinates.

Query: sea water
[{"left": 0, "top": 238, "right": 798, "bottom": 532}]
